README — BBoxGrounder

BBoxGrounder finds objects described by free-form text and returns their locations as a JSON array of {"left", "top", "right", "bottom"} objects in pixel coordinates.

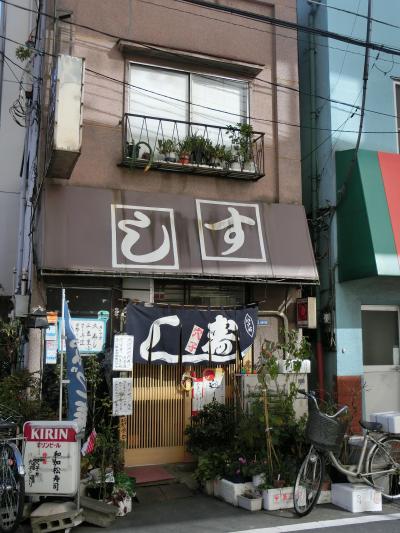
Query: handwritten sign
[
  {"left": 58, "top": 318, "right": 106, "bottom": 354},
  {"left": 112, "top": 378, "right": 133, "bottom": 416},
  {"left": 113, "top": 335, "right": 134, "bottom": 371},
  {"left": 23, "top": 421, "right": 80, "bottom": 496}
]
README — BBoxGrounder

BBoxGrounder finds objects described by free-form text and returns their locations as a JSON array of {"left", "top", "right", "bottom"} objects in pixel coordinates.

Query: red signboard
[{"left": 24, "top": 423, "right": 77, "bottom": 442}]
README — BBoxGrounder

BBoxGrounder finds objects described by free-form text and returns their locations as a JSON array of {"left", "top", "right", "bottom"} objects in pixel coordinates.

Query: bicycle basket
[{"left": 305, "top": 403, "right": 347, "bottom": 452}]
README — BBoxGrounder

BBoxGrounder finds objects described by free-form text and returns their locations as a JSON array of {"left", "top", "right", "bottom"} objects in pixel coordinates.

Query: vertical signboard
[{"left": 23, "top": 421, "right": 80, "bottom": 496}]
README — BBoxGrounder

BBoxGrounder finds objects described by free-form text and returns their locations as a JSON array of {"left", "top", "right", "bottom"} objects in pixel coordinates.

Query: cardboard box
[{"left": 331, "top": 483, "right": 382, "bottom": 513}]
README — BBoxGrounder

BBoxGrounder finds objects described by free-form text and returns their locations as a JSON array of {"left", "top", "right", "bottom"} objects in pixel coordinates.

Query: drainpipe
[{"left": 308, "top": 3, "right": 325, "bottom": 400}]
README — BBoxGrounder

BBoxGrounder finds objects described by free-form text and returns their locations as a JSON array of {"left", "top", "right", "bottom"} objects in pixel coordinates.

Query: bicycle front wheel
[
  {"left": 368, "top": 436, "right": 400, "bottom": 499},
  {"left": 0, "top": 444, "right": 24, "bottom": 533},
  {"left": 293, "top": 446, "right": 325, "bottom": 516}
]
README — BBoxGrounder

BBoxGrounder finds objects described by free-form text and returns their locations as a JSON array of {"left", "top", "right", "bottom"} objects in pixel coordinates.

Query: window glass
[
  {"left": 362, "top": 309, "right": 399, "bottom": 365},
  {"left": 128, "top": 64, "right": 249, "bottom": 153},
  {"left": 154, "top": 280, "right": 246, "bottom": 307},
  {"left": 129, "top": 65, "right": 188, "bottom": 147},
  {"left": 395, "top": 84, "right": 400, "bottom": 152}
]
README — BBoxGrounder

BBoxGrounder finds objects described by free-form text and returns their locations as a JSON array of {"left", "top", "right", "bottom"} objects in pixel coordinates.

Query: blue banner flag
[{"left": 64, "top": 300, "right": 87, "bottom": 433}]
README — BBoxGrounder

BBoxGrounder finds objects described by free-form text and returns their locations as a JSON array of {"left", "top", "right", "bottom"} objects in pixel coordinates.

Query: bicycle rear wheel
[
  {"left": 368, "top": 436, "right": 400, "bottom": 499},
  {"left": 0, "top": 444, "right": 24, "bottom": 533},
  {"left": 293, "top": 446, "right": 325, "bottom": 516}
]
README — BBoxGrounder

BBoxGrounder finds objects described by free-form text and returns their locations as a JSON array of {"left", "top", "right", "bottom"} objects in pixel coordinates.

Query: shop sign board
[
  {"left": 113, "top": 335, "right": 134, "bottom": 371},
  {"left": 23, "top": 421, "right": 80, "bottom": 496},
  {"left": 58, "top": 317, "right": 107, "bottom": 354},
  {"left": 45, "top": 312, "right": 58, "bottom": 364},
  {"left": 41, "top": 186, "right": 319, "bottom": 282},
  {"left": 112, "top": 378, "right": 133, "bottom": 416}
]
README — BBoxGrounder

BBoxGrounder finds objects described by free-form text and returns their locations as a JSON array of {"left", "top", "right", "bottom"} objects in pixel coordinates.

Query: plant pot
[
  {"left": 117, "top": 495, "right": 132, "bottom": 517},
  {"left": 277, "top": 359, "right": 311, "bottom": 374},
  {"left": 252, "top": 474, "right": 266, "bottom": 489},
  {"left": 164, "top": 152, "right": 177, "bottom": 162},
  {"left": 237, "top": 494, "right": 262, "bottom": 512},
  {"left": 219, "top": 479, "right": 253, "bottom": 506},
  {"left": 203, "top": 480, "right": 214, "bottom": 496},
  {"left": 179, "top": 153, "right": 190, "bottom": 165},
  {"left": 230, "top": 161, "right": 241, "bottom": 171},
  {"left": 262, "top": 487, "right": 294, "bottom": 511},
  {"left": 242, "top": 161, "right": 255, "bottom": 172}
]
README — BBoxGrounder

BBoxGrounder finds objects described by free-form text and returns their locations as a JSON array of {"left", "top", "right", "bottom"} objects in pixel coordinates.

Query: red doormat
[{"left": 125, "top": 465, "right": 176, "bottom": 486}]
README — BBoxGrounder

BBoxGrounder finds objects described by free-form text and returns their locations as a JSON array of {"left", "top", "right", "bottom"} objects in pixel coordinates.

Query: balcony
[{"left": 121, "top": 114, "right": 265, "bottom": 181}]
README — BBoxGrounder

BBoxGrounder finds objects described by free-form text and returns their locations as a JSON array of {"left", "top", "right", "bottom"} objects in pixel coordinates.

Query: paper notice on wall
[
  {"left": 113, "top": 335, "right": 134, "bottom": 371},
  {"left": 191, "top": 378, "right": 204, "bottom": 416},
  {"left": 204, "top": 368, "right": 225, "bottom": 405},
  {"left": 112, "top": 378, "right": 133, "bottom": 416},
  {"left": 191, "top": 369, "right": 225, "bottom": 415}
]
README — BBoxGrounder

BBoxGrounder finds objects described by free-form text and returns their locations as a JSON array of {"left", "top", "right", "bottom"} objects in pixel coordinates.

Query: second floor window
[{"left": 128, "top": 63, "right": 249, "bottom": 147}]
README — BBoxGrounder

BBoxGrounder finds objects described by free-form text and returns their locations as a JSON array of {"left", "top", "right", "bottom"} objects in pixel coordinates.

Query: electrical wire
[
  {"left": 2, "top": 1, "right": 400, "bottom": 124},
  {"left": 308, "top": 0, "right": 400, "bottom": 31}
]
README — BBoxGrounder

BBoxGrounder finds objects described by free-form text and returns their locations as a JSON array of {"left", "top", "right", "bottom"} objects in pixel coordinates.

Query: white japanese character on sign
[
  {"left": 196, "top": 199, "right": 267, "bottom": 262},
  {"left": 204, "top": 207, "right": 255, "bottom": 255},
  {"left": 202, "top": 315, "right": 237, "bottom": 356},
  {"left": 111, "top": 204, "right": 179, "bottom": 270}
]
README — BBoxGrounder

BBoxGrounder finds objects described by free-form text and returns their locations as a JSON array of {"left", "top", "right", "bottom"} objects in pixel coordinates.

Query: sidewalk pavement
[{"left": 73, "top": 485, "right": 400, "bottom": 533}]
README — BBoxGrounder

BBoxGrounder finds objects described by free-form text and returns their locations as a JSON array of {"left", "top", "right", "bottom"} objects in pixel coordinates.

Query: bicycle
[
  {"left": 0, "top": 406, "right": 25, "bottom": 533},
  {"left": 293, "top": 389, "right": 400, "bottom": 516}
]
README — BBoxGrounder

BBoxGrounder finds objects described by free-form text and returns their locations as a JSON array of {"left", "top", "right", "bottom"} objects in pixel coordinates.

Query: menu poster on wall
[
  {"left": 113, "top": 335, "right": 134, "bottom": 371},
  {"left": 112, "top": 378, "right": 133, "bottom": 416},
  {"left": 58, "top": 318, "right": 107, "bottom": 354}
]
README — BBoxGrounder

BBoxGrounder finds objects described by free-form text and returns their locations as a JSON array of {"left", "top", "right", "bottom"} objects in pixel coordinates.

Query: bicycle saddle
[{"left": 359, "top": 420, "right": 383, "bottom": 432}]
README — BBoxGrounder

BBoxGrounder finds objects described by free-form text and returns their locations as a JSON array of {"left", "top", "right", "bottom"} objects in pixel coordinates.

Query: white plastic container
[
  {"left": 278, "top": 359, "right": 311, "bottom": 374},
  {"left": 370, "top": 412, "right": 400, "bottom": 433},
  {"left": 317, "top": 490, "right": 332, "bottom": 504},
  {"left": 219, "top": 479, "right": 253, "bottom": 506},
  {"left": 262, "top": 487, "right": 294, "bottom": 510},
  {"left": 237, "top": 495, "right": 263, "bottom": 511},
  {"left": 331, "top": 483, "right": 382, "bottom": 513}
]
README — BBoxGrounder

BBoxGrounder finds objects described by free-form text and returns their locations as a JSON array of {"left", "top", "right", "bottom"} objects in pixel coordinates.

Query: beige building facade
[{"left": 31, "top": 0, "right": 317, "bottom": 465}]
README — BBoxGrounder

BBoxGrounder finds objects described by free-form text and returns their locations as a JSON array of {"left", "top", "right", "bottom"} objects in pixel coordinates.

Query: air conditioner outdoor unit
[{"left": 45, "top": 54, "right": 84, "bottom": 179}]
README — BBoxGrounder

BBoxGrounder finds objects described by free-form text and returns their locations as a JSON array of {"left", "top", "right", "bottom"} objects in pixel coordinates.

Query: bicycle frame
[{"left": 326, "top": 432, "right": 399, "bottom": 483}]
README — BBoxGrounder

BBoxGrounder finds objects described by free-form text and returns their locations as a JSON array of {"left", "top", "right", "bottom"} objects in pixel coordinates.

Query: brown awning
[{"left": 38, "top": 185, "right": 318, "bottom": 283}]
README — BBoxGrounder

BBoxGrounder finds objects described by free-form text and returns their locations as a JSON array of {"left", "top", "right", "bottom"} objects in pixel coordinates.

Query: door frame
[{"left": 361, "top": 304, "right": 400, "bottom": 416}]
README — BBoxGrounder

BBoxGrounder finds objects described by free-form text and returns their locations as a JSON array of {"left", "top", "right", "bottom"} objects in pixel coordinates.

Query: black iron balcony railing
[{"left": 121, "top": 114, "right": 265, "bottom": 181}]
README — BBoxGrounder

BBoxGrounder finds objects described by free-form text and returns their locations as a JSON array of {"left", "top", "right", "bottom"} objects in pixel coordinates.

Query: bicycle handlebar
[{"left": 297, "top": 389, "right": 349, "bottom": 419}]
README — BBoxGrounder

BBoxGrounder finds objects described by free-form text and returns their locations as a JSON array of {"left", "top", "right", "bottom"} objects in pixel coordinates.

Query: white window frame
[
  {"left": 127, "top": 61, "right": 250, "bottom": 125},
  {"left": 361, "top": 304, "right": 400, "bottom": 371}
]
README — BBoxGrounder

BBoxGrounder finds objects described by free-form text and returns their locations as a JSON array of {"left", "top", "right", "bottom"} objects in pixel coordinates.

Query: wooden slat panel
[{"left": 126, "top": 361, "right": 240, "bottom": 466}]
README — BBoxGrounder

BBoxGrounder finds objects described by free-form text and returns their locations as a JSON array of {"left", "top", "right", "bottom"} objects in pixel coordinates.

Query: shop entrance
[
  {"left": 124, "top": 363, "right": 239, "bottom": 466},
  {"left": 362, "top": 305, "right": 400, "bottom": 415},
  {"left": 124, "top": 280, "right": 247, "bottom": 466}
]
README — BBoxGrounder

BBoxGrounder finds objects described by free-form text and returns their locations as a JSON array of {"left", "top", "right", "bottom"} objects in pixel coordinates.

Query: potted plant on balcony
[
  {"left": 226, "top": 123, "right": 255, "bottom": 172},
  {"left": 222, "top": 148, "right": 235, "bottom": 170},
  {"left": 190, "top": 135, "right": 214, "bottom": 166},
  {"left": 157, "top": 139, "right": 177, "bottom": 162},
  {"left": 178, "top": 137, "right": 193, "bottom": 165},
  {"left": 210, "top": 144, "right": 226, "bottom": 168}
]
